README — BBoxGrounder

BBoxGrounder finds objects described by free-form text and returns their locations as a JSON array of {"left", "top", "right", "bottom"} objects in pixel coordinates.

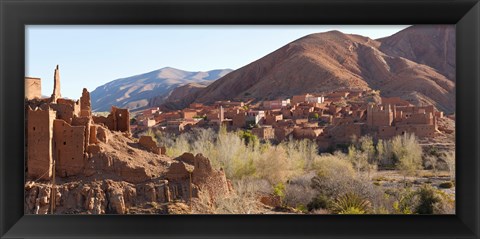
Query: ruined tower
[
  {"left": 51, "top": 65, "right": 61, "bottom": 102},
  {"left": 80, "top": 88, "right": 91, "bottom": 117},
  {"left": 27, "top": 108, "right": 56, "bottom": 180}
]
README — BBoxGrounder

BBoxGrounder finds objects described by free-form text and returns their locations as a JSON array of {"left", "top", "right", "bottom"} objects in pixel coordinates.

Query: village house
[
  {"left": 232, "top": 111, "right": 247, "bottom": 128},
  {"left": 306, "top": 95, "right": 324, "bottom": 104},
  {"left": 293, "top": 126, "right": 324, "bottom": 140},
  {"left": 246, "top": 110, "right": 265, "bottom": 125},
  {"left": 274, "top": 127, "right": 295, "bottom": 141},
  {"left": 142, "top": 107, "right": 160, "bottom": 117},
  {"left": 264, "top": 112, "right": 283, "bottom": 126},
  {"left": 252, "top": 126, "right": 275, "bottom": 140},
  {"left": 263, "top": 99, "right": 290, "bottom": 109},
  {"left": 138, "top": 118, "right": 156, "bottom": 127},
  {"left": 214, "top": 100, "right": 245, "bottom": 108},
  {"left": 182, "top": 109, "right": 198, "bottom": 120},
  {"left": 206, "top": 106, "right": 225, "bottom": 125}
]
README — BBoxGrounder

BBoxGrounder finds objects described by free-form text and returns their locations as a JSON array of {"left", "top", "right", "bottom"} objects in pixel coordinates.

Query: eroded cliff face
[{"left": 25, "top": 147, "right": 232, "bottom": 214}]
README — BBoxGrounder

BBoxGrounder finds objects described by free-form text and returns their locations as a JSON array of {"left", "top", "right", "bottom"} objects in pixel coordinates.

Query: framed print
[{"left": 1, "top": 0, "right": 479, "bottom": 238}]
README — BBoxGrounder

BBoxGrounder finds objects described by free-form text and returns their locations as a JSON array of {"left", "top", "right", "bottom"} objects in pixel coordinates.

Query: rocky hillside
[
  {"left": 25, "top": 129, "right": 233, "bottom": 214},
  {"left": 378, "top": 25, "right": 455, "bottom": 81},
  {"left": 91, "top": 67, "right": 232, "bottom": 112},
  {"left": 149, "top": 82, "right": 208, "bottom": 107},
  {"left": 174, "top": 26, "right": 455, "bottom": 113}
]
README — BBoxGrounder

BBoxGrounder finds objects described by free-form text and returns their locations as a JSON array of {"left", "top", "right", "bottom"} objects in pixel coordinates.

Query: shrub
[
  {"left": 391, "top": 188, "right": 417, "bottom": 214},
  {"left": 331, "top": 193, "right": 372, "bottom": 214},
  {"left": 273, "top": 183, "right": 286, "bottom": 199},
  {"left": 347, "top": 145, "right": 369, "bottom": 174},
  {"left": 283, "top": 173, "right": 317, "bottom": 209},
  {"left": 415, "top": 185, "right": 441, "bottom": 214},
  {"left": 282, "top": 139, "right": 318, "bottom": 170},
  {"left": 432, "top": 190, "right": 455, "bottom": 214},
  {"left": 423, "top": 155, "right": 438, "bottom": 177},
  {"left": 211, "top": 178, "right": 263, "bottom": 214},
  {"left": 310, "top": 153, "right": 385, "bottom": 212},
  {"left": 397, "top": 184, "right": 455, "bottom": 215},
  {"left": 140, "top": 128, "right": 157, "bottom": 143},
  {"left": 254, "top": 147, "right": 300, "bottom": 185},
  {"left": 307, "top": 194, "right": 331, "bottom": 211},
  {"left": 338, "top": 207, "right": 366, "bottom": 214},
  {"left": 438, "top": 181, "right": 454, "bottom": 189},
  {"left": 296, "top": 204, "right": 308, "bottom": 213},
  {"left": 312, "top": 152, "right": 355, "bottom": 179}
]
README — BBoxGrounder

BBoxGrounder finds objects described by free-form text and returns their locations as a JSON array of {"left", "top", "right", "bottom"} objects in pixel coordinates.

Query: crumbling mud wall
[
  {"left": 51, "top": 98, "right": 80, "bottom": 125},
  {"left": 27, "top": 108, "right": 56, "bottom": 180},
  {"left": 166, "top": 153, "right": 232, "bottom": 203},
  {"left": 92, "top": 106, "right": 130, "bottom": 134},
  {"left": 53, "top": 119, "right": 86, "bottom": 177},
  {"left": 112, "top": 106, "right": 130, "bottom": 132},
  {"left": 138, "top": 136, "right": 165, "bottom": 155}
]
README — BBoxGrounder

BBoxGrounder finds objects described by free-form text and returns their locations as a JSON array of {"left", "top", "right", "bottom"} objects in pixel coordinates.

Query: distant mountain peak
[{"left": 90, "top": 67, "right": 233, "bottom": 112}]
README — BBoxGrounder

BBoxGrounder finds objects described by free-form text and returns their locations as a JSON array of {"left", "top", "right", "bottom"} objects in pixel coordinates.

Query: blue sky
[{"left": 26, "top": 25, "right": 409, "bottom": 99}]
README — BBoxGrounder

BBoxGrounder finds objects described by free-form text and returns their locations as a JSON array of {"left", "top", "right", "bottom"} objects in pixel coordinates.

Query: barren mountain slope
[
  {"left": 187, "top": 30, "right": 454, "bottom": 113},
  {"left": 377, "top": 25, "right": 455, "bottom": 81},
  {"left": 149, "top": 82, "right": 209, "bottom": 107},
  {"left": 91, "top": 67, "right": 232, "bottom": 112}
]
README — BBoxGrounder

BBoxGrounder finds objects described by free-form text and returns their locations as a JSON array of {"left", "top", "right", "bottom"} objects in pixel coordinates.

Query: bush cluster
[{"left": 147, "top": 127, "right": 454, "bottom": 214}]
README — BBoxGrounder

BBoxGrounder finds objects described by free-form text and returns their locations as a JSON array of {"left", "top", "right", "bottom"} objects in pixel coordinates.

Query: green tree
[
  {"left": 443, "top": 151, "right": 455, "bottom": 181},
  {"left": 239, "top": 130, "right": 258, "bottom": 147},
  {"left": 348, "top": 145, "right": 368, "bottom": 174},
  {"left": 392, "top": 133, "right": 423, "bottom": 186},
  {"left": 376, "top": 139, "right": 384, "bottom": 160},
  {"left": 424, "top": 155, "right": 438, "bottom": 177},
  {"left": 310, "top": 113, "right": 319, "bottom": 120}
]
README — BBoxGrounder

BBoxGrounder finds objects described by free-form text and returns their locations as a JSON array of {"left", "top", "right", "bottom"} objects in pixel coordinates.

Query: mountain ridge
[
  {"left": 166, "top": 26, "right": 455, "bottom": 113},
  {"left": 90, "top": 67, "right": 232, "bottom": 112}
]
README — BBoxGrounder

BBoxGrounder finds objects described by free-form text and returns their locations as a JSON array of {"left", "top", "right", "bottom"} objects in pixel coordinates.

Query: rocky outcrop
[
  {"left": 166, "top": 153, "right": 232, "bottom": 203},
  {"left": 138, "top": 136, "right": 165, "bottom": 155},
  {"left": 25, "top": 153, "right": 232, "bottom": 214}
]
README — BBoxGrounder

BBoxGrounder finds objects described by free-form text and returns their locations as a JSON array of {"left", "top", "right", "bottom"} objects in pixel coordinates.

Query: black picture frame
[{"left": 1, "top": 0, "right": 479, "bottom": 238}]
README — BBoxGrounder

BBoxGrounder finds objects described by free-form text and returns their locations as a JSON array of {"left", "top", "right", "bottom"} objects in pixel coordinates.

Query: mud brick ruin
[
  {"left": 26, "top": 65, "right": 131, "bottom": 180},
  {"left": 25, "top": 66, "right": 231, "bottom": 214}
]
